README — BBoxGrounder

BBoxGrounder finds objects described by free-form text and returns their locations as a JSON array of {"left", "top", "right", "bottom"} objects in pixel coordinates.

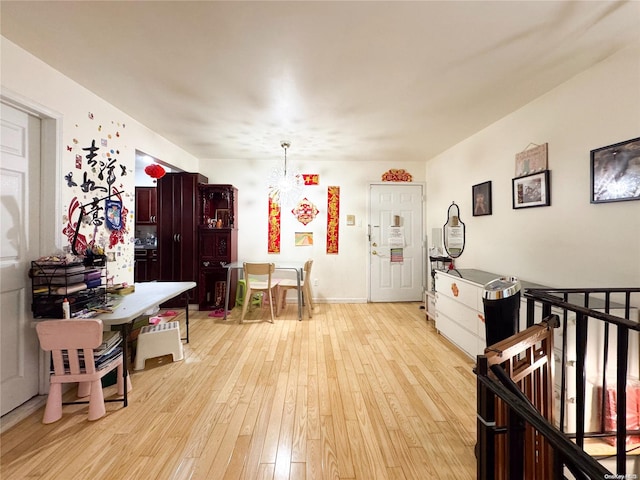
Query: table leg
[
  {"left": 119, "top": 322, "right": 132, "bottom": 407},
  {"left": 184, "top": 294, "right": 190, "bottom": 343},
  {"left": 297, "top": 268, "right": 303, "bottom": 321}
]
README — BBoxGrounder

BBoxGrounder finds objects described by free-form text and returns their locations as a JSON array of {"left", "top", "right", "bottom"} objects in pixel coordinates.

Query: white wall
[
  {"left": 5, "top": 33, "right": 637, "bottom": 299},
  {"left": 1, "top": 38, "right": 199, "bottom": 283},
  {"left": 426, "top": 43, "right": 640, "bottom": 290},
  {"left": 200, "top": 159, "right": 426, "bottom": 302}
]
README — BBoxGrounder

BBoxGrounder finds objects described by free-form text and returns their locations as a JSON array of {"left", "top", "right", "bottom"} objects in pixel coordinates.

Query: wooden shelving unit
[{"left": 31, "top": 259, "right": 107, "bottom": 318}]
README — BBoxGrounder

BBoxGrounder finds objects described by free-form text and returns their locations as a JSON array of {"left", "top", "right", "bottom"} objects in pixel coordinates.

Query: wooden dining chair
[
  {"left": 35, "top": 318, "right": 131, "bottom": 423},
  {"left": 240, "top": 262, "right": 279, "bottom": 323},
  {"left": 276, "top": 259, "right": 314, "bottom": 319}
]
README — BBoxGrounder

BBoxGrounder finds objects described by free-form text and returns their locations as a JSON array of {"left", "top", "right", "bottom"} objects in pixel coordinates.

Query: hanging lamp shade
[{"left": 144, "top": 164, "right": 166, "bottom": 179}]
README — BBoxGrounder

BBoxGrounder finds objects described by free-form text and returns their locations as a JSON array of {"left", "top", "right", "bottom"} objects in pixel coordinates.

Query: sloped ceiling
[{"left": 2, "top": 1, "right": 639, "bottom": 163}]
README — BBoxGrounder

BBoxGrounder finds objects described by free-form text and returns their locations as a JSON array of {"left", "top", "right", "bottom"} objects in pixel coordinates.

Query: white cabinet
[
  {"left": 434, "top": 270, "right": 485, "bottom": 359},
  {"left": 435, "top": 269, "right": 639, "bottom": 434},
  {"left": 434, "top": 269, "right": 574, "bottom": 360}
]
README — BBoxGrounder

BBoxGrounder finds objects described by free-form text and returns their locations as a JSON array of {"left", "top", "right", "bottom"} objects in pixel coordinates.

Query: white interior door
[
  {"left": 1, "top": 103, "right": 41, "bottom": 416},
  {"left": 369, "top": 183, "right": 424, "bottom": 302}
]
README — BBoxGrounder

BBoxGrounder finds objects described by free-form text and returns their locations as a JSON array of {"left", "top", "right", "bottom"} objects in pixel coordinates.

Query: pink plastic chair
[{"left": 35, "top": 319, "right": 132, "bottom": 423}]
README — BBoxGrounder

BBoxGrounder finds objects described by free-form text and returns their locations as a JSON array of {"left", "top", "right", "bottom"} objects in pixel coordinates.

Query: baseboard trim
[{"left": 1, "top": 395, "right": 47, "bottom": 433}]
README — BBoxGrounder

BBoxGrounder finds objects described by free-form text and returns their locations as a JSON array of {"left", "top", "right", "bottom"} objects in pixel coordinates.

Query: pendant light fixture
[{"left": 268, "top": 140, "right": 303, "bottom": 207}]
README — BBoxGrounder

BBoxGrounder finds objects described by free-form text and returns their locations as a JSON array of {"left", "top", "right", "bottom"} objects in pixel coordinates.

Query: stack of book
[
  {"left": 57, "top": 331, "right": 123, "bottom": 373},
  {"left": 94, "top": 331, "right": 123, "bottom": 369}
]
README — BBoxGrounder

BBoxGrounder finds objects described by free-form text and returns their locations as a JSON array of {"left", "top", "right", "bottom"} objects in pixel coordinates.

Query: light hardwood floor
[{"left": 1, "top": 302, "right": 477, "bottom": 479}]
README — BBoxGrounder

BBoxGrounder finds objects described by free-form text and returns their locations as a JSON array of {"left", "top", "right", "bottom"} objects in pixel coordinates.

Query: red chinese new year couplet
[
  {"left": 326, "top": 186, "right": 340, "bottom": 254},
  {"left": 268, "top": 195, "right": 281, "bottom": 253}
]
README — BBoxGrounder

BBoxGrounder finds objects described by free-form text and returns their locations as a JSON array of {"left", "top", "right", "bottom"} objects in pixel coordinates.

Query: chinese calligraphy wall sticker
[
  {"left": 292, "top": 197, "right": 319, "bottom": 225},
  {"left": 326, "top": 186, "right": 340, "bottom": 254},
  {"left": 62, "top": 112, "right": 131, "bottom": 276}
]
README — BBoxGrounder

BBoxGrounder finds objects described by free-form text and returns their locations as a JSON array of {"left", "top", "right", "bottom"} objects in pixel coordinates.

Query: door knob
[
  {"left": 372, "top": 250, "right": 377, "bottom": 255},
  {"left": 372, "top": 242, "right": 377, "bottom": 247}
]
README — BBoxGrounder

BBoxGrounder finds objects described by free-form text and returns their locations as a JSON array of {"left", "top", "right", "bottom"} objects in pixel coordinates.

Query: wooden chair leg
[
  {"left": 305, "top": 284, "right": 313, "bottom": 318},
  {"left": 276, "top": 287, "right": 285, "bottom": 316},
  {"left": 267, "top": 290, "right": 275, "bottom": 323},
  {"left": 240, "top": 287, "right": 251, "bottom": 323}
]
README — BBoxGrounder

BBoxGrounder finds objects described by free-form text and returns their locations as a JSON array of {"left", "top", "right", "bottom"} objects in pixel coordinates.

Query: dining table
[
  {"left": 98, "top": 281, "right": 195, "bottom": 406},
  {"left": 222, "top": 261, "right": 304, "bottom": 321}
]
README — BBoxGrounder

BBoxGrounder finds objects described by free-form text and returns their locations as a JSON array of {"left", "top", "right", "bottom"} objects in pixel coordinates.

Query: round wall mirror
[{"left": 443, "top": 202, "right": 465, "bottom": 258}]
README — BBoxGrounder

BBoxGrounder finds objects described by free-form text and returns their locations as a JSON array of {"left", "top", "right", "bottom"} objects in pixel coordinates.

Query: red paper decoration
[
  {"left": 326, "top": 186, "right": 340, "bottom": 254},
  {"left": 144, "top": 164, "right": 166, "bottom": 179},
  {"left": 292, "top": 197, "right": 319, "bottom": 225},
  {"left": 302, "top": 174, "right": 319, "bottom": 185},
  {"left": 381, "top": 169, "right": 413, "bottom": 182},
  {"left": 268, "top": 195, "right": 281, "bottom": 253}
]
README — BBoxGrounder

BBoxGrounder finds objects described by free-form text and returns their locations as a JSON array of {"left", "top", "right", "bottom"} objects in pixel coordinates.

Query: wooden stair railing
[{"left": 476, "top": 315, "right": 610, "bottom": 479}]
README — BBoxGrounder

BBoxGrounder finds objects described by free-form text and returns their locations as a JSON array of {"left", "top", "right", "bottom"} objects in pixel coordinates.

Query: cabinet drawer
[
  {"left": 436, "top": 313, "right": 480, "bottom": 359},
  {"left": 436, "top": 292, "right": 483, "bottom": 337},
  {"left": 435, "top": 273, "right": 481, "bottom": 311}
]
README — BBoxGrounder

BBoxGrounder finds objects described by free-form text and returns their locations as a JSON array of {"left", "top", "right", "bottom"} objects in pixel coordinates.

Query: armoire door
[
  {"left": 157, "top": 172, "right": 207, "bottom": 304},
  {"left": 157, "top": 173, "right": 179, "bottom": 282}
]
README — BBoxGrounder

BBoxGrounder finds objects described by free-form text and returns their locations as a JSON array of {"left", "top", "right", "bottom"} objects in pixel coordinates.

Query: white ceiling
[{"left": 2, "top": 1, "right": 639, "bottom": 164}]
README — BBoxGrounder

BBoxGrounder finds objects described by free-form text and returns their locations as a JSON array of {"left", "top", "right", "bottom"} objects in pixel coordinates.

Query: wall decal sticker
[
  {"left": 62, "top": 198, "right": 88, "bottom": 254},
  {"left": 63, "top": 112, "right": 131, "bottom": 280},
  {"left": 65, "top": 172, "right": 77, "bottom": 187}
]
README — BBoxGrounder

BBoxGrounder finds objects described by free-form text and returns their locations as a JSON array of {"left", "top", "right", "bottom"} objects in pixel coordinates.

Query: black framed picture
[
  {"left": 590, "top": 137, "right": 640, "bottom": 204},
  {"left": 512, "top": 170, "right": 550, "bottom": 209},
  {"left": 472, "top": 181, "right": 492, "bottom": 216}
]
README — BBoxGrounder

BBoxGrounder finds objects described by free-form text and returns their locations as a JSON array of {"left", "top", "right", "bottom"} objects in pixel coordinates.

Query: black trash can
[{"left": 482, "top": 276, "right": 521, "bottom": 347}]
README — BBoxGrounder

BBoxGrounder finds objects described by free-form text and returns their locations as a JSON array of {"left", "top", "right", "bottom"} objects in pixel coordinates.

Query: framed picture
[
  {"left": 214, "top": 208, "right": 230, "bottom": 227},
  {"left": 515, "top": 143, "right": 548, "bottom": 177},
  {"left": 590, "top": 137, "right": 640, "bottom": 204},
  {"left": 472, "top": 181, "right": 492, "bottom": 216},
  {"left": 512, "top": 170, "right": 550, "bottom": 209}
]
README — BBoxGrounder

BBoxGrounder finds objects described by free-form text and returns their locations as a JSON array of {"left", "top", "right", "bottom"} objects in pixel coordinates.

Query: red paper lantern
[{"left": 144, "top": 164, "right": 166, "bottom": 179}]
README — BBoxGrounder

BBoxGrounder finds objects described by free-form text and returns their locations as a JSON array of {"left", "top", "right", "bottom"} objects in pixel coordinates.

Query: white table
[
  {"left": 99, "top": 281, "right": 196, "bottom": 405},
  {"left": 222, "top": 262, "right": 304, "bottom": 321}
]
